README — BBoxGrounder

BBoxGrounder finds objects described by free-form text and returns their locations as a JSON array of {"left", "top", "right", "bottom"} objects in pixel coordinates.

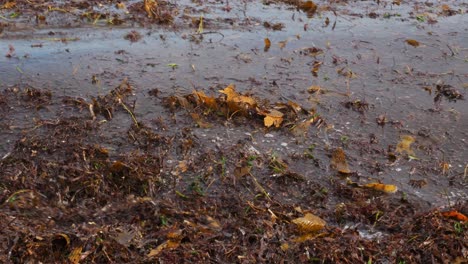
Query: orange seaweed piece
[
  {"left": 261, "top": 109, "right": 284, "bottom": 128},
  {"left": 441, "top": 210, "right": 468, "bottom": 222},
  {"left": 2, "top": 2, "right": 16, "bottom": 9},
  {"left": 406, "top": 39, "right": 420, "bottom": 47},
  {"left": 300, "top": 1, "right": 318, "bottom": 14},
  {"left": 396, "top": 135, "right": 415, "bottom": 155},
  {"left": 292, "top": 213, "right": 326, "bottom": 233},
  {"left": 330, "top": 148, "right": 351, "bottom": 174},
  {"left": 144, "top": 0, "right": 158, "bottom": 18},
  {"left": 219, "top": 84, "right": 256, "bottom": 106},
  {"left": 363, "top": 182, "right": 398, "bottom": 193},
  {"left": 68, "top": 246, "right": 83, "bottom": 264},
  {"left": 193, "top": 90, "right": 218, "bottom": 110},
  {"left": 264, "top": 38, "right": 271, "bottom": 51}
]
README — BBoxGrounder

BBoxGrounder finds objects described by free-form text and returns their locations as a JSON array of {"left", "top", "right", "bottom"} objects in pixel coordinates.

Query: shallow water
[{"left": 1, "top": 0, "right": 467, "bottom": 208}]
